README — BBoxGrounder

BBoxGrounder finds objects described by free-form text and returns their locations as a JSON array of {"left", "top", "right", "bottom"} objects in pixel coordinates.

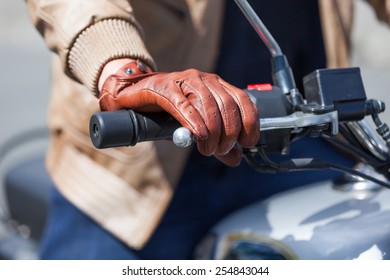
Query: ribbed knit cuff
[{"left": 68, "top": 19, "right": 156, "bottom": 95}]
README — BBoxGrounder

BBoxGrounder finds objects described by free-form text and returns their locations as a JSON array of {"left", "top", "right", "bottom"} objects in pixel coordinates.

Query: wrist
[{"left": 98, "top": 58, "right": 152, "bottom": 92}]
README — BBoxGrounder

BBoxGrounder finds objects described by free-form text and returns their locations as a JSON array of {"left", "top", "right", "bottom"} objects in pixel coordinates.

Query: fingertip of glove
[{"left": 215, "top": 146, "right": 242, "bottom": 167}]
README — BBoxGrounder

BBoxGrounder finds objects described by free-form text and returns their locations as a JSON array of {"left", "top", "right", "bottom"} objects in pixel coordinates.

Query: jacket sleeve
[
  {"left": 26, "top": 0, "right": 156, "bottom": 94},
  {"left": 366, "top": 0, "right": 390, "bottom": 24}
]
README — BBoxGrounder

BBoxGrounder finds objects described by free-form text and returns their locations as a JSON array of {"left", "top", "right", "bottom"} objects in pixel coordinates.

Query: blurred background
[
  {"left": 0, "top": 0, "right": 50, "bottom": 191},
  {"left": 0, "top": 0, "right": 390, "bottom": 259},
  {"left": 0, "top": 0, "right": 50, "bottom": 259}
]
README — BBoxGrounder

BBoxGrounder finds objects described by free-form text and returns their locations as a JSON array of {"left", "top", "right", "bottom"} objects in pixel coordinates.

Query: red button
[{"left": 247, "top": 83, "right": 273, "bottom": 91}]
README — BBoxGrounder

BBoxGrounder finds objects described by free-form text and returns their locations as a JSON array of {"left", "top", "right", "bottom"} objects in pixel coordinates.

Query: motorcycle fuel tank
[{"left": 194, "top": 172, "right": 390, "bottom": 260}]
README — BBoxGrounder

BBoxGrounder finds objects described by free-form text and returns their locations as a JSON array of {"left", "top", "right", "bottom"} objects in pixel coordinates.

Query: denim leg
[{"left": 39, "top": 188, "right": 139, "bottom": 260}]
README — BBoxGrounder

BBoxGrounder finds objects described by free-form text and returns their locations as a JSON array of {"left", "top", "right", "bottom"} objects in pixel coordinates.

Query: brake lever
[
  {"left": 259, "top": 111, "right": 338, "bottom": 134},
  {"left": 172, "top": 110, "right": 339, "bottom": 148}
]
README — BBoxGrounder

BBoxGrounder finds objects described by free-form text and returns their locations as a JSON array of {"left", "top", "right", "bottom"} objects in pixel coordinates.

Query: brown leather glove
[{"left": 99, "top": 61, "right": 260, "bottom": 166}]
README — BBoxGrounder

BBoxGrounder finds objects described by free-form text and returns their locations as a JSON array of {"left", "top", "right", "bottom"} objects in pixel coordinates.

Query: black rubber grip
[{"left": 90, "top": 110, "right": 180, "bottom": 149}]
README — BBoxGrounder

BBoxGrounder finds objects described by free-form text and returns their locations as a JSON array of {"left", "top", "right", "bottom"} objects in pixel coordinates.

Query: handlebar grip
[
  {"left": 90, "top": 110, "right": 181, "bottom": 149},
  {"left": 89, "top": 87, "right": 291, "bottom": 150}
]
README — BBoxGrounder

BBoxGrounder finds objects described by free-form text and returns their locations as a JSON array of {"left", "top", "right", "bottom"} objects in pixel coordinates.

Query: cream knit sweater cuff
[{"left": 68, "top": 19, "right": 156, "bottom": 95}]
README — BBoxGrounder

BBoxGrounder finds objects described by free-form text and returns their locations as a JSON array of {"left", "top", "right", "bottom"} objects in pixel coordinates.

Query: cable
[
  {"left": 243, "top": 152, "right": 390, "bottom": 189},
  {"left": 323, "top": 136, "right": 384, "bottom": 168}
]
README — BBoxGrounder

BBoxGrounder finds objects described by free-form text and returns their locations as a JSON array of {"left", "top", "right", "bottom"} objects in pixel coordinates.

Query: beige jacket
[{"left": 26, "top": 0, "right": 390, "bottom": 249}]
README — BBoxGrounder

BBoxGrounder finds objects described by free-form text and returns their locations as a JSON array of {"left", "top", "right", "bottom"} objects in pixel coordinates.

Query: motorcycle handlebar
[
  {"left": 89, "top": 86, "right": 292, "bottom": 150},
  {"left": 89, "top": 67, "right": 387, "bottom": 160}
]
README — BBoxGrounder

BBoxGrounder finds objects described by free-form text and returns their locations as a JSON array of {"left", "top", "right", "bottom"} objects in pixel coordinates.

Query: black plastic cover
[{"left": 303, "top": 67, "right": 367, "bottom": 121}]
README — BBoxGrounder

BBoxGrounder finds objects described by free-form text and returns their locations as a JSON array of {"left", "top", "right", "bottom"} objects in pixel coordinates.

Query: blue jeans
[{"left": 40, "top": 137, "right": 354, "bottom": 259}]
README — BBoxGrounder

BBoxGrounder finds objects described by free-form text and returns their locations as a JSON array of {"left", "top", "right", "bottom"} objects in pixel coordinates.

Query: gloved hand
[{"left": 99, "top": 60, "right": 260, "bottom": 166}]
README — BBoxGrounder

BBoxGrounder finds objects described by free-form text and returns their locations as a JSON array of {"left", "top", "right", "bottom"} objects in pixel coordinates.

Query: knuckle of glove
[{"left": 215, "top": 145, "right": 243, "bottom": 167}]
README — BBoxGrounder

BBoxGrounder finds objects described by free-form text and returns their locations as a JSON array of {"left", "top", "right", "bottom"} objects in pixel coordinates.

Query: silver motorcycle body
[{"left": 194, "top": 171, "right": 390, "bottom": 260}]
